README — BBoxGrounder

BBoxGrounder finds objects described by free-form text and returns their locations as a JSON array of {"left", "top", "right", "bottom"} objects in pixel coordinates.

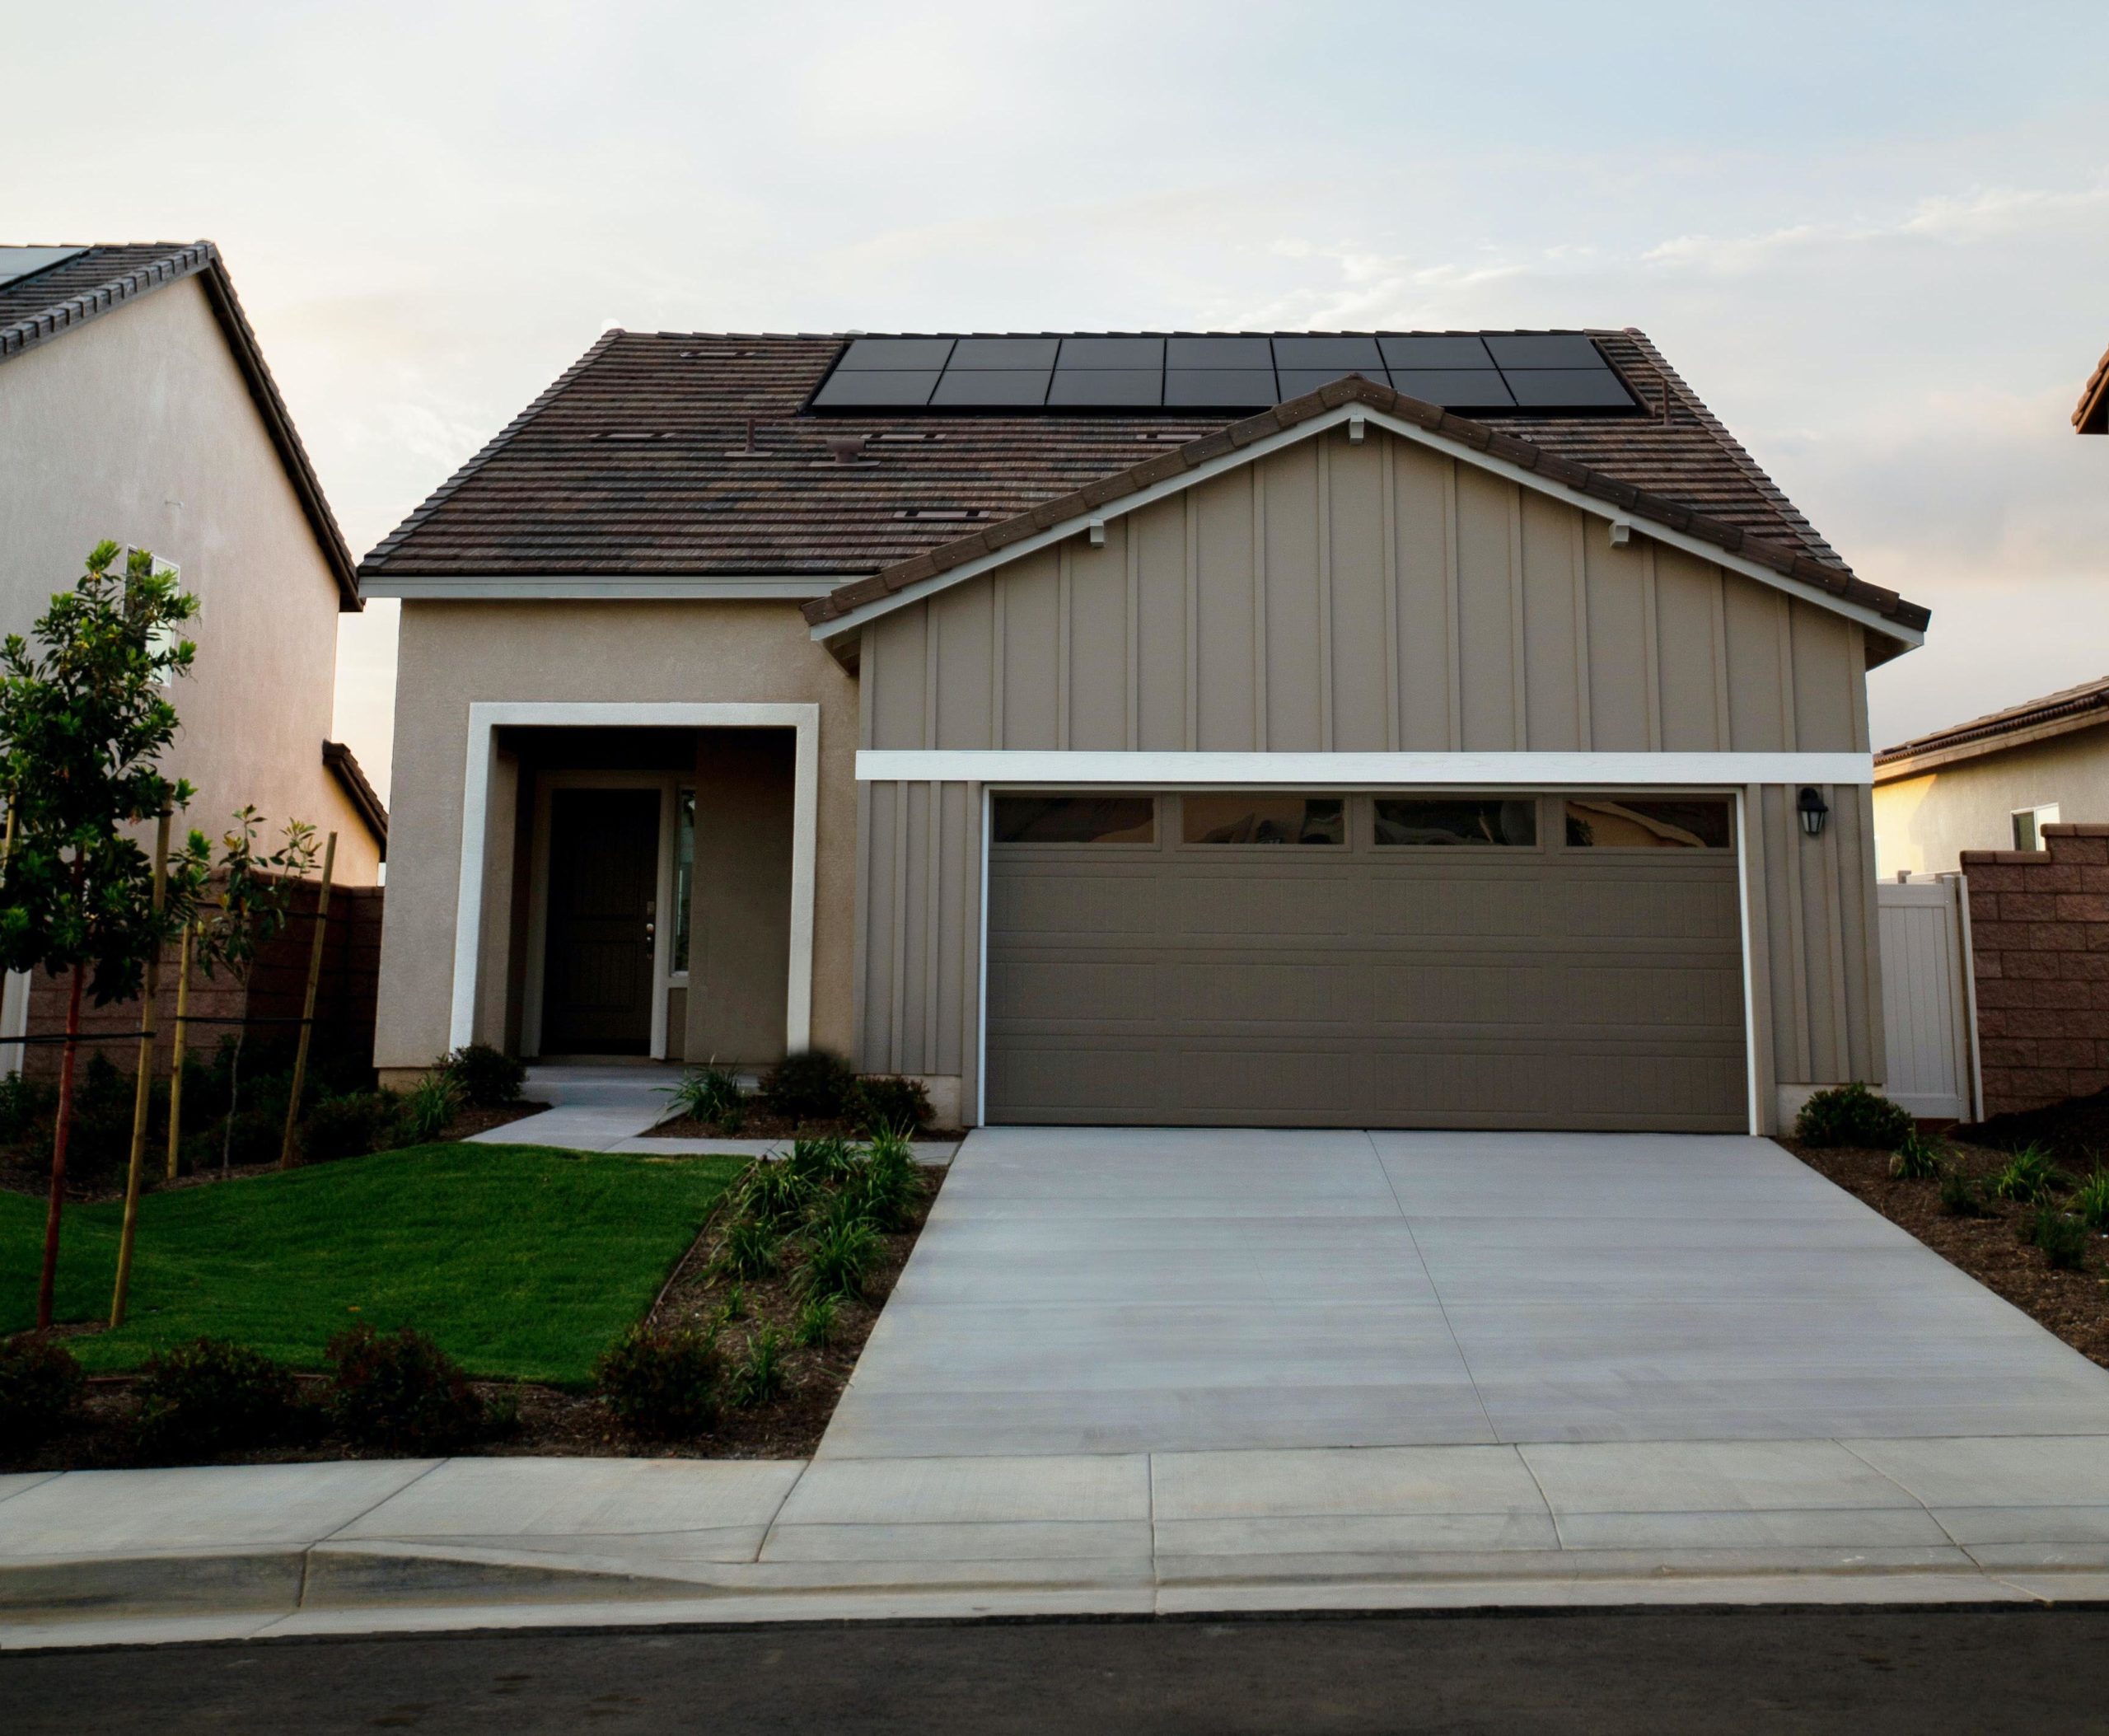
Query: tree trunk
[
  {"left": 221, "top": 1019, "right": 244, "bottom": 1179},
  {"left": 35, "top": 962, "right": 86, "bottom": 1333}
]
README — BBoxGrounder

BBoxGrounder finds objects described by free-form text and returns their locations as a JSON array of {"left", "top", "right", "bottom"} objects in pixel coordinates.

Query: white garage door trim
[
  {"left": 863, "top": 749, "right": 1871, "bottom": 787},
  {"left": 965, "top": 779, "right": 1767, "bottom": 1135}
]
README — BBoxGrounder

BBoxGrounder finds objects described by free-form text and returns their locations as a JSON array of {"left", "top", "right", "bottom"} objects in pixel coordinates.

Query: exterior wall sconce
[{"left": 1798, "top": 786, "right": 1830, "bottom": 838}]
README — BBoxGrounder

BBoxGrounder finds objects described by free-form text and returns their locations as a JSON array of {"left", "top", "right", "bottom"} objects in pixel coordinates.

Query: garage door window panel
[
  {"left": 1562, "top": 797, "right": 1733, "bottom": 850},
  {"left": 1181, "top": 793, "right": 1344, "bottom": 846},
  {"left": 1374, "top": 796, "right": 1539, "bottom": 849},
  {"left": 993, "top": 794, "right": 1157, "bottom": 845}
]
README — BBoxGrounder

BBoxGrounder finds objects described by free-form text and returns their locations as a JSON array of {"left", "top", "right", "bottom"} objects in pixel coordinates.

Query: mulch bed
[
  {"left": 7, "top": 1163, "right": 944, "bottom": 1471},
  {"left": 1785, "top": 1137, "right": 2109, "bottom": 1370},
  {"left": 645, "top": 1111, "right": 966, "bottom": 1144}
]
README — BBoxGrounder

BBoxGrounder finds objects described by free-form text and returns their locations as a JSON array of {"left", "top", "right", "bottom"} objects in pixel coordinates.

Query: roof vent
[
  {"left": 595, "top": 430, "right": 669, "bottom": 443},
  {"left": 725, "top": 418, "right": 765, "bottom": 456},
  {"left": 816, "top": 433, "right": 877, "bottom": 468},
  {"left": 874, "top": 431, "right": 945, "bottom": 443},
  {"left": 895, "top": 508, "right": 989, "bottom": 522}
]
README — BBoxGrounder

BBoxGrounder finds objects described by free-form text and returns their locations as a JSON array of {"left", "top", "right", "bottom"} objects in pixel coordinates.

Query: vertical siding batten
[
  {"left": 1183, "top": 491, "right": 1198, "bottom": 752},
  {"left": 1251, "top": 465, "right": 1269, "bottom": 750},
  {"left": 1317, "top": 436, "right": 1335, "bottom": 752},
  {"left": 1569, "top": 513, "right": 1592, "bottom": 750},
  {"left": 1381, "top": 435, "right": 1401, "bottom": 751},
  {"left": 1640, "top": 542, "right": 1662, "bottom": 751},
  {"left": 1123, "top": 521, "right": 1139, "bottom": 751},
  {"left": 1443, "top": 460, "right": 1462, "bottom": 751},
  {"left": 1054, "top": 543, "right": 1071, "bottom": 749},
  {"left": 1507, "top": 480, "right": 1527, "bottom": 749},
  {"left": 924, "top": 779, "right": 942, "bottom": 1069},
  {"left": 990, "top": 575, "right": 1006, "bottom": 750},
  {"left": 1710, "top": 568, "right": 1733, "bottom": 751}
]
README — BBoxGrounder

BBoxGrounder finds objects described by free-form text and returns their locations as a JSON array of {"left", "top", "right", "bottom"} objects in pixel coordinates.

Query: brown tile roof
[
  {"left": 0, "top": 242, "right": 359, "bottom": 608},
  {"left": 323, "top": 740, "right": 389, "bottom": 855},
  {"left": 1876, "top": 674, "right": 2109, "bottom": 778},
  {"left": 2077, "top": 339, "right": 2109, "bottom": 434},
  {"left": 359, "top": 329, "right": 1863, "bottom": 592},
  {"left": 803, "top": 373, "right": 1927, "bottom": 638}
]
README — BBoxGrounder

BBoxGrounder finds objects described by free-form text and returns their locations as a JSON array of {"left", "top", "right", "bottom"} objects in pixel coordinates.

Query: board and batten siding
[{"left": 850, "top": 425, "right": 1883, "bottom": 1128}]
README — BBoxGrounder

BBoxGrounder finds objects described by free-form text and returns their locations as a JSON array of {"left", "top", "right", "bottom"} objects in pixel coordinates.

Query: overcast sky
[{"left": 14, "top": 2, "right": 2109, "bottom": 797}]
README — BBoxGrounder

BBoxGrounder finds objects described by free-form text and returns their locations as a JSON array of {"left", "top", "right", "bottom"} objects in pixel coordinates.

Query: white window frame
[{"left": 2012, "top": 802, "right": 2060, "bottom": 852}]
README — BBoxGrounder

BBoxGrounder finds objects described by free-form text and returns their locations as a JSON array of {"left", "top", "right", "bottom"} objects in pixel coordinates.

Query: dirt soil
[
  {"left": 1786, "top": 1137, "right": 2109, "bottom": 1370},
  {"left": 1955, "top": 1087, "right": 2109, "bottom": 1166},
  {"left": 646, "top": 1111, "right": 966, "bottom": 1144},
  {"left": 7, "top": 1163, "right": 945, "bottom": 1472}
]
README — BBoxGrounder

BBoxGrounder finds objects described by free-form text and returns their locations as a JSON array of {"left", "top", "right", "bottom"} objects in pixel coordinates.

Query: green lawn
[{"left": 0, "top": 1144, "right": 743, "bottom": 1385}]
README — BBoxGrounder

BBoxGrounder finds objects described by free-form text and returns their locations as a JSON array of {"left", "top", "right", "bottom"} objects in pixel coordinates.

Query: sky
[{"left": 12, "top": 1, "right": 2109, "bottom": 798}]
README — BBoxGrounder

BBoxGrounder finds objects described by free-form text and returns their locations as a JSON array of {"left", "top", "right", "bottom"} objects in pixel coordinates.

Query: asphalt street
[{"left": 7, "top": 1607, "right": 2109, "bottom": 1733}]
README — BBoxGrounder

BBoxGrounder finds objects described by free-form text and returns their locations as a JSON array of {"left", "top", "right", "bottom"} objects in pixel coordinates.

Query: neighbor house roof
[
  {"left": 358, "top": 328, "right": 1859, "bottom": 592},
  {"left": 322, "top": 740, "right": 389, "bottom": 858},
  {"left": 2077, "top": 339, "right": 2109, "bottom": 434},
  {"left": 0, "top": 242, "right": 359, "bottom": 609},
  {"left": 801, "top": 373, "right": 1929, "bottom": 646},
  {"left": 1876, "top": 675, "right": 2109, "bottom": 780}
]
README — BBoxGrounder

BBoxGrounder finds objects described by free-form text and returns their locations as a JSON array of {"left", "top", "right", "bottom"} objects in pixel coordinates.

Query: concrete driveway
[{"left": 820, "top": 1129, "right": 2109, "bottom": 1458}]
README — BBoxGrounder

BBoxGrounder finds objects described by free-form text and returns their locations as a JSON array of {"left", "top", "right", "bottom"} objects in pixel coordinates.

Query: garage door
[{"left": 985, "top": 791, "right": 1747, "bottom": 1131}]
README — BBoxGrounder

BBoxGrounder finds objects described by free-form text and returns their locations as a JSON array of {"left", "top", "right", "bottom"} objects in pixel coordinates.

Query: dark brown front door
[{"left": 542, "top": 788, "right": 660, "bottom": 1055}]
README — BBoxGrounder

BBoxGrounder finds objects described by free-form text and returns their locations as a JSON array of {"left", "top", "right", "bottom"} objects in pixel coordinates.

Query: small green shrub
[
  {"left": 717, "top": 1217, "right": 784, "bottom": 1280},
  {"left": 1939, "top": 1164, "right": 1986, "bottom": 1217},
  {"left": 737, "top": 1161, "right": 813, "bottom": 1227},
  {"left": 793, "top": 1295, "right": 838, "bottom": 1348},
  {"left": 325, "top": 1324, "right": 486, "bottom": 1454},
  {"left": 802, "top": 1216, "right": 881, "bottom": 1303},
  {"left": 851, "top": 1074, "right": 933, "bottom": 1135},
  {"left": 400, "top": 1072, "right": 461, "bottom": 1144},
  {"left": 133, "top": 1338, "right": 302, "bottom": 1461},
  {"left": 0, "top": 1334, "right": 85, "bottom": 1453},
  {"left": 0, "top": 1072, "right": 54, "bottom": 1144},
  {"left": 666, "top": 1065, "right": 746, "bottom": 1128},
  {"left": 443, "top": 1043, "right": 526, "bottom": 1108},
  {"left": 784, "top": 1135, "right": 857, "bottom": 1188},
  {"left": 844, "top": 1135, "right": 919, "bottom": 1230},
  {"left": 729, "top": 1327, "right": 786, "bottom": 1408},
  {"left": 217, "top": 1107, "right": 284, "bottom": 1170},
  {"left": 2069, "top": 1167, "right": 2109, "bottom": 1230},
  {"left": 2022, "top": 1204, "right": 2089, "bottom": 1270},
  {"left": 1795, "top": 1083, "right": 1913, "bottom": 1151},
  {"left": 1890, "top": 1130, "right": 1947, "bottom": 1181},
  {"left": 719, "top": 1281, "right": 747, "bottom": 1323},
  {"left": 1990, "top": 1144, "right": 2069, "bottom": 1205},
  {"left": 759, "top": 1049, "right": 858, "bottom": 1123},
  {"left": 301, "top": 1089, "right": 404, "bottom": 1163},
  {"left": 593, "top": 1323, "right": 721, "bottom": 1438}
]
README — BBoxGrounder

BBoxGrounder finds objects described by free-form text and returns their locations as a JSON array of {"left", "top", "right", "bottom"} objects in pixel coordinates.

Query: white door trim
[
  {"left": 863, "top": 749, "right": 1872, "bottom": 788},
  {"left": 451, "top": 700, "right": 820, "bottom": 1055}
]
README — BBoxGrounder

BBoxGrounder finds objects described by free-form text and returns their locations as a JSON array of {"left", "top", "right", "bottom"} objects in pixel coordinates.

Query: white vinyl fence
[{"left": 1877, "top": 874, "right": 1981, "bottom": 1121}]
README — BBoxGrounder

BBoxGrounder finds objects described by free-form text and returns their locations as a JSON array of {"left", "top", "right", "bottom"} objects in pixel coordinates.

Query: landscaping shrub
[
  {"left": 1794, "top": 1082, "right": 1913, "bottom": 1151},
  {"left": 667, "top": 1065, "right": 746, "bottom": 1129},
  {"left": 729, "top": 1327, "right": 785, "bottom": 1407},
  {"left": 1989, "top": 1144, "right": 2069, "bottom": 1205},
  {"left": 1890, "top": 1130, "right": 1947, "bottom": 1182},
  {"left": 133, "top": 1337, "right": 303, "bottom": 1461},
  {"left": 400, "top": 1072, "right": 461, "bottom": 1144},
  {"left": 302, "top": 1089, "right": 404, "bottom": 1163},
  {"left": 737, "top": 1161, "right": 813, "bottom": 1227},
  {"left": 844, "top": 1133, "right": 919, "bottom": 1230},
  {"left": 593, "top": 1323, "right": 721, "bottom": 1438},
  {"left": 758, "top": 1049, "right": 857, "bottom": 1123},
  {"left": 2022, "top": 1204, "right": 2089, "bottom": 1271},
  {"left": 784, "top": 1134, "right": 857, "bottom": 1188},
  {"left": 325, "top": 1324, "right": 486, "bottom": 1454},
  {"left": 218, "top": 1107, "right": 285, "bottom": 1170},
  {"left": 0, "top": 1071, "right": 54, "bottom": 1144},
  {"left": 851, "top": 1074, "right": 932, "bottom": 1135},
  {"left": 793, "top": 1295, "right": 838, "bottom": 1349},
  {"left": 2070, "top": 1167, "right": 2109, "bottom": 1231},
  {"left": 718, "top": 1281, "right": 746, "bottom": 1323},
  {"left": 443, "top": 1043, "right": 526, "bottom": 1109},
  {"left": 802, "top": 1216, "right": 881, "bottom": 1303},
  {"left": 0, "top": 1333, "right": 85, "bottom": 1453},
  {"left": 1938, "top": 1164, "right": 1986, "bottom": 1217},
  {"left": 717, "top": 1217, "right": 784, "bottom": 1280}
]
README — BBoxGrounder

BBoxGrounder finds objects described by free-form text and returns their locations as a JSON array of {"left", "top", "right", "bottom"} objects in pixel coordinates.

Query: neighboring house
[
  {"left": 2075, "top": 340, "right": 2108, "bottom": 435},
  {"left": 0, "top": 242, "right": 386, "bottom": 1066},
  {"left": 1873, "top": 677, "right": 2109, "bottom": 875},
  {"left": 362, "top": 331, "right": 1926, "bottom": 1134}
]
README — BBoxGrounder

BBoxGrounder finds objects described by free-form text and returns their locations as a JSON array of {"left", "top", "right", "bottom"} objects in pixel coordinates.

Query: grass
[{"left": 0, "top": 1144, "right": 743, "bottom": 1385}]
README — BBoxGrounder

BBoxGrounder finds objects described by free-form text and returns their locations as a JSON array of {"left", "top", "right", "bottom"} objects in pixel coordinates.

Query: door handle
[{"left": 643, "top": 919, "right": 655, "bottom": 952}]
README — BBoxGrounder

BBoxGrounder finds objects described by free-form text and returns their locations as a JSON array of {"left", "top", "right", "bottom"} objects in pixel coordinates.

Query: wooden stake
[
  {"left": 166, "top": 917, "right": 195, "bottom": 1182},
  {"left": 279, "top": 831, "right": 336, "bottom": 1169},
  {"left": 111, "top": 812, "right": 171, "bottom": 1327}
]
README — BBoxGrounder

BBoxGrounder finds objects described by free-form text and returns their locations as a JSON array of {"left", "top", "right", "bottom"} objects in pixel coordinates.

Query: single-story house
[
  {"left": 362, "top": 330, "right": 1927, "bottom": 1134},
  {"left": 1874, "top": 676, "right": 2109, "bottom": 875}
]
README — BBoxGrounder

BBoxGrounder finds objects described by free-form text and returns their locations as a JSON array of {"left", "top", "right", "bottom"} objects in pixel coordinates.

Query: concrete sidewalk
[{"left": 7, "top": 1436, "right": 2109, "bottom": 1649}]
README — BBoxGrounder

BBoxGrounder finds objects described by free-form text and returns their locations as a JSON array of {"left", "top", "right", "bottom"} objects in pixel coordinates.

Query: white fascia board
[
  {"left": 363, "top": 573, "right": 838, "bottom": 600},
  {"left": 857, "top": 749, "right": 1875, "bottom": 788},
  {"left": 810, "top": 402, "right": 1923, "bottom": 650}
]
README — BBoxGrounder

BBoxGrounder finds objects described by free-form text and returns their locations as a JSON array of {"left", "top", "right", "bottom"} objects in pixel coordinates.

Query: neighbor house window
[
  {"left": 1374, "top": 797, "right": 1536, "bottom": 847},
  {"left": 993, "top": 795, "right": 1156, "bottom": 844},
  {"left": 2013, "top": 803, "right": 2060, "bottom": 851},
  {"left": 672, "top": 786, "right": 695, "bottom": 973},
  {"left": 1181, "top": 794, "right": 1344, "bottom": 845},
  {"left": 1564, "top": 797, "right": 1733, "bottom": 849}
]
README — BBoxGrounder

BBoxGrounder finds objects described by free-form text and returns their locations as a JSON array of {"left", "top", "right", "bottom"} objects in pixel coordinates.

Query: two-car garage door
[{"left": 984, "top": 791, "right": 1747, "bottom": 1131}]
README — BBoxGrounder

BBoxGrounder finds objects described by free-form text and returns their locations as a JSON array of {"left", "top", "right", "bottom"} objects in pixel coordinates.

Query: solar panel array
[
  {"left": 0, "top": 246, "right": 85, "bottom": 292},
  {"left": 810, "top": 333, "right": 1638, "bottom": 415}
]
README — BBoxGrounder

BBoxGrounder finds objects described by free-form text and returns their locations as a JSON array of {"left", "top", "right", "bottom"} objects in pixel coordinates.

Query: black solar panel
[{"left": 809, "top": 333, "right": 1637, "bottom": 417}]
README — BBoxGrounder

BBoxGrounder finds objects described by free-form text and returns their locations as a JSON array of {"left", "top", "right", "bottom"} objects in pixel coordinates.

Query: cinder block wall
[{"left": 1961, "top": 823, "right": 2109, "bottom": 1117}]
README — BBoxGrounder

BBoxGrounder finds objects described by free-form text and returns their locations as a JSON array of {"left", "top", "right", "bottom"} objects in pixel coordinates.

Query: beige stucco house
[
  {"left": 365, "top": 331, "right": 1927, "bottom": 1133},
  {"left": 0, "top": 242, "right": 386, "bottom": 1063}
]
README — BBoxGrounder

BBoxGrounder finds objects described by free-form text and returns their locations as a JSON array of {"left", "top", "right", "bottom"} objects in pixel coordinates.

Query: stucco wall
[
  {"left": 1874, "top": 722, "right": 2109, "bottom": 878},
  {"left": 0, "top": 274, "right": 378, "bottom": 883},
  {"left": 373, "top": 599, "right": 858, "bottom": 1072}
]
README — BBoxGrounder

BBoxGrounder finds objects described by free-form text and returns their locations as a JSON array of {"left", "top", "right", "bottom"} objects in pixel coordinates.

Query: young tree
[{"left": 0, "top": 545, "right": 207, "bottom": 1331}]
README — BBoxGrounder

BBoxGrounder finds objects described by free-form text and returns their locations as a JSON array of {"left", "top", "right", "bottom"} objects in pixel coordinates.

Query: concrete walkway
[{"left": 821, "top": 1128, "right": 2109, "bottom": 1458}]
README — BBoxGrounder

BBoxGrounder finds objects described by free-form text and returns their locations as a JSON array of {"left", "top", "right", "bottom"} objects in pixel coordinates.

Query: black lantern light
[{"left": 1797, "top": 786, "right": 1830, "bottom": 838}]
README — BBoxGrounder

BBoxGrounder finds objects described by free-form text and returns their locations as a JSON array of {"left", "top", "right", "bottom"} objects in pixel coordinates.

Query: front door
[{"left": 542, "top": 788, "right": 660, "bottom": 1055}]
